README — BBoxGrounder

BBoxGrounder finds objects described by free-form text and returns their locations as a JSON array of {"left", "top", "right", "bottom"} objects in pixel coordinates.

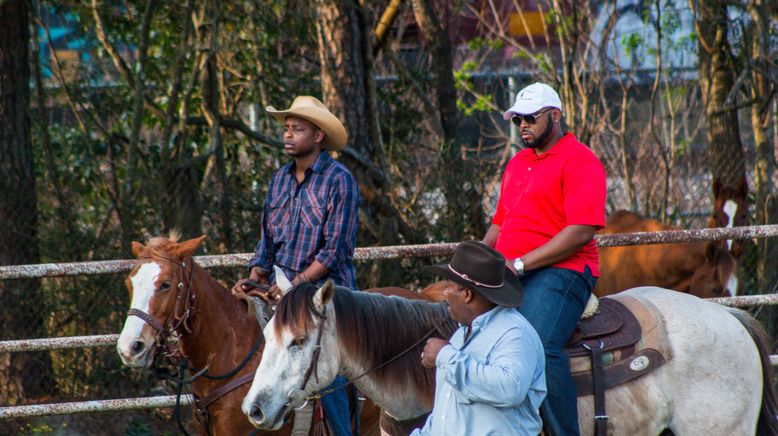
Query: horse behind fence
[
  {"left": 709, "top": 177, "right": 749, "bottom": 258},
  {"left": 595, "top": 210, "right": 738, "bottom": 298}
]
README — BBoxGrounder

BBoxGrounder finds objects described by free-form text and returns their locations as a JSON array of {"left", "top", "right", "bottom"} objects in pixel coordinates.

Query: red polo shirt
[{"left": 492, "top": 133, "right": 606, "bottom": 276}]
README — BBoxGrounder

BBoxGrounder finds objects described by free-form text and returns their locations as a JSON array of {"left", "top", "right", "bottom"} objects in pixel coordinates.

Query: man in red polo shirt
[{"left": 483, "top": 82, "right": 606, "bottom": 436}]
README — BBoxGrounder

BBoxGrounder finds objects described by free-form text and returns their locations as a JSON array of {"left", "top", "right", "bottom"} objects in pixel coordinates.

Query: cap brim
[
  {"left": 503, "top": 102, "right": 546, "bottom": 119},
  {"left": 424, "top": 261, "right": 524, "bottom": 308},
  {"left": 503, "top": 103, "right": 562, "bottom": 120}
]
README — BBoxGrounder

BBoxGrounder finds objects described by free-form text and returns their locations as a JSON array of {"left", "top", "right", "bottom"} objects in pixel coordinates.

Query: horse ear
[
  {"left": 313, "top": 280, "right": 335, "bottom": 311},
  {"left": 131, "top": 241, "right": 145, "bottom": 258},
  {"left": 420, "top": 281, "right": 447, "bottom": 302},
  {"left": 713, "top": 177, "right": 722, "bottom": 197},
  {"left": 273, "top": 265, "right": 293, "bottom": 294},
  {"left": 174, "top": 235, "right": 207, "bottom": 258},
  {"left": 705, "top": 240, "right": 725, "bottom": 261}
]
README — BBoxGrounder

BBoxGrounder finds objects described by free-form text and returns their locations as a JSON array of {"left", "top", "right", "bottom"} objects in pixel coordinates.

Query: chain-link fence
[{"left": 1, "top": 1, "right": 776, "bottom": 434}]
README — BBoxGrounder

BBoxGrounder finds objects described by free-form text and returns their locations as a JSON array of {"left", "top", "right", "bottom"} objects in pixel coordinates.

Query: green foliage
[
  {"left": 456, "top": 95, "right": 491, "bottom": 116},
  {"left": 467, "top": 36, "right": 503, "bottom": 51},
  {"left": 22, "top": 421, "right": 66, "bottom": 434},
  {"left": 622, "top": 33, "right": 643, "bottom": 59},
  {"left": 454, "top": 61, "right": 492, "bottom": 115}
]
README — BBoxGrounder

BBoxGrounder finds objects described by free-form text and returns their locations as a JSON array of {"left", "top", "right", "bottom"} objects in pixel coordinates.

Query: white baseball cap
[{"left": 503, "top": 82, "right": 562, "bottom": 120}]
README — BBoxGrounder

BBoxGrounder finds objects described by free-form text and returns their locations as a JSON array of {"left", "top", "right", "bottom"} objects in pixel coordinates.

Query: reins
[
  {"left": 292, "top": 296, "right": 450, "bottom": 408},
  {"left": 127, "top": 255, "right": 264, "bottom": 436}
]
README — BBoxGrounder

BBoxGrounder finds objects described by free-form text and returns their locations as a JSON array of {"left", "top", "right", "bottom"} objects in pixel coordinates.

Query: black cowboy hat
[{"left": 424, "top": 241, "right": 524, "bottom": 308}]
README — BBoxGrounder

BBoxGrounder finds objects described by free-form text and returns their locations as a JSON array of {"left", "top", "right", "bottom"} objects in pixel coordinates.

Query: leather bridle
[
  {"left": 127, "top": 255, "right": 196, "bottom": 362},
  {"left": 126, "top": 255, "right": 264, "bottom": 436},
  {"left": 287, "top": 296, "right": 448, "bottom": 410}
]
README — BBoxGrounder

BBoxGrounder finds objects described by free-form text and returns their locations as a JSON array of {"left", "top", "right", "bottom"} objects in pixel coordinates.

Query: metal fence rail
[
  {"left": 2, "top": 225, "right": 777, "bottom": 279},
  {"left": 0, "top": 395, "right": 193, "bottom": 419},
  {"left": 0, "top": 335, "right": 119, "bottom": 353}
]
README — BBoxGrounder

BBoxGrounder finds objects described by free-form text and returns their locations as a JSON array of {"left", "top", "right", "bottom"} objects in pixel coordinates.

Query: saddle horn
[{"left": 274, "top": 265, "right": 293, "bottom": 294}]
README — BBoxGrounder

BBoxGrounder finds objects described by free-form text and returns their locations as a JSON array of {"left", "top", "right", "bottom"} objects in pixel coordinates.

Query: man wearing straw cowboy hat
[
  {"left": 412, "top": 241, "right": 547, "bottom": 436},
  {"left": 232, "top": 95, "right": 359, "bottom": 436}
]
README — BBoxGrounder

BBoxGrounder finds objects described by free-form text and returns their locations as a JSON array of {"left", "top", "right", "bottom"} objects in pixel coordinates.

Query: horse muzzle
[
  {"left": 116, "top": 338, "right": 154, "bottom": 368},
  {"left": 242, "top": 395, "right": 288, "bottom": 430}
]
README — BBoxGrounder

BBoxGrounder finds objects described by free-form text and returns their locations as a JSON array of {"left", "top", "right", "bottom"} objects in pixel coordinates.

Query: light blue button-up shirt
[{"left": 411, "top": 306, "right": 547, "bottom": 436}]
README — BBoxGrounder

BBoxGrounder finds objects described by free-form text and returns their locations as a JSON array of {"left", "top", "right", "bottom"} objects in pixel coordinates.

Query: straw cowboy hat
[
  {"left": 266, "top": 96, "right": 348, "bottom": 151},
  {"left": 425, "top": 241, "right": 524, "bottom": 308}
]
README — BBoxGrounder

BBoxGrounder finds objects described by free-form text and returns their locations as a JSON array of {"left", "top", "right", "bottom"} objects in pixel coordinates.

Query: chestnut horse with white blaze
[
  {"left": 243, "top": 279, "right": 778, "bottom": 435},
  {"left": 116, "top": 235, "right": 381, "bottom": 435},
  {"left": 709, "top": 177, "right": 749, "bottom": 258},
  {"left": 596, "top": 211, "right": 738, "bottom": 298}
]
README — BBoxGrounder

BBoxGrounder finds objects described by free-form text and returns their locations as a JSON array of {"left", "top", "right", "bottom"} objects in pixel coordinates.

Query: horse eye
[
  {"left": 159, "top": 282, "right": 171, "bottom": 292},
  {"left": 290, "top": 336, "right": 308, "bottom": 348}
]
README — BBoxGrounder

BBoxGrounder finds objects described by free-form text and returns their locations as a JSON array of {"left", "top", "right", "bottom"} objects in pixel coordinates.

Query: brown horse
[
  {"left": 596, "top": 210, "right": 738, "bottom": 298},
  {"left": 116, "top": 234, "right": 381, "bottom": 435},
  {"left": 709, "top": 177, "right": 749, "bottom": 258}
]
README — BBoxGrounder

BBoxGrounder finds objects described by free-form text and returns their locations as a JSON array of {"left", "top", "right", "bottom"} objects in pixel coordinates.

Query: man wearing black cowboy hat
[{"left": 411, "top": 241, "right": 547, "bottom": 436}]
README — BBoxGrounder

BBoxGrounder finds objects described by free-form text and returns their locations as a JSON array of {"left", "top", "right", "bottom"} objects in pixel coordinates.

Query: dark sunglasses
[{"left": 511, "top": 108, "right": 554, "bottom": 126}]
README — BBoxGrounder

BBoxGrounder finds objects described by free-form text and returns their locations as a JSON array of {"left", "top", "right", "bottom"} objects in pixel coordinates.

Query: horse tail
[{"left": 726, "top": 307, "right": 778, "bottom": 435}]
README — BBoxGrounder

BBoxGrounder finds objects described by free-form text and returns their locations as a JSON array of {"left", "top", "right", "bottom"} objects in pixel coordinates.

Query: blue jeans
[
  {"left": 519, "top": 266, "right": 595, "bottom": 436},
  {"left": 321, "top": 375, "right": 351, "bottom": 436}
]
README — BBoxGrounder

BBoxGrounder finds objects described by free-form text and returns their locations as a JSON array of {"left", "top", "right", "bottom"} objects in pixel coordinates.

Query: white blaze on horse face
[
  {"left": 723, "top": 200, "right": 738, "bottom": 250},
  {"left": 242, "top": 298, "right": 341, "bottom": 430},
  {"left": 726, "top": 273, "right": 739, "bottom": 297},
  {"left": 117, "top": 262, "right": 161, "bottom": 365}
]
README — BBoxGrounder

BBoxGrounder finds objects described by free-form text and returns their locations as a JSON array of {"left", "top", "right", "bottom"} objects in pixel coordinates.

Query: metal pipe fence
[
  {"left": 2, "top": 225, "right": 777, "bottom": 280},
  {"left": 2, "top": 225, "right": 778, "bottom": 420},
  {"left": 0, "top": 396, "right": 193, "bottom": 419}
]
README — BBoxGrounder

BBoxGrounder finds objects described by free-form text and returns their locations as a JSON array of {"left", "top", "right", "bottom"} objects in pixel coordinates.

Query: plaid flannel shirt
[{"left": 249, "top": 151, "right": 359, "bottom": 289}]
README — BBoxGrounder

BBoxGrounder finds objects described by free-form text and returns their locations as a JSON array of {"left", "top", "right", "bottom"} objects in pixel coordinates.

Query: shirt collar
[
  {"left": 520, "top": 132, "right": 576, "bottom": 159},
  {"left": 453, "top": 306, "right": 506, "bottom": 348},
  {"left": 285, "top": 150, "right": 331, "bottom": 175},
  {"left": 471, "top": 305, "right": 504, "bottom": 328},
  {"left": 538, "top": 132, "right": 576, "bottom": 156},
  {"left": 310, "top": 151, "right": 331, "bottom": 173}
]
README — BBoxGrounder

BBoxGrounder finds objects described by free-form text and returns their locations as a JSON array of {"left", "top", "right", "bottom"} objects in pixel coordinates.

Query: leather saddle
[{"left": 565, "top": 297, "right": 666, "bottom": 397}]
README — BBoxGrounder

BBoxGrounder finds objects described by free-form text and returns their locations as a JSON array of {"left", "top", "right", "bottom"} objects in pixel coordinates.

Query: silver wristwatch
[{"left": 513, "top": 257, "right": 525, "bottom": 275}]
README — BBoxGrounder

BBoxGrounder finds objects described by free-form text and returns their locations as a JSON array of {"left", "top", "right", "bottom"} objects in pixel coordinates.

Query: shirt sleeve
[
  {"left": 248, "top": 181, "right": 276, "bottom": 271},
  {"left": 562, "top": 155, "right": 606, "bottom": 228},
  {"left": 435, "top": 326, "right": 538, "bottom": 407},
  {"left": 314, "top": 172, "right": 359, "bottom": 270}
]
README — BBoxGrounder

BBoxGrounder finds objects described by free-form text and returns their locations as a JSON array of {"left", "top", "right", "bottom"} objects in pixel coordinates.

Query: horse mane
[
  {"left": 274, "top": 283, "right": 456, "bottom": 390},
  {"left": 136, "top": 232, "right": 183, "bottom": 259}
]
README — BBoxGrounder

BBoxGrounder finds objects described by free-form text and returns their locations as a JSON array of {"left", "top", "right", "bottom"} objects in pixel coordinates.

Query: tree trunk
[
  {"left": 411, "top": 0, "right": 482, "bottom": 239},
  {"left": 696, "top": 0, "right": 747, "bottom": 188},
  {"left": 748, "top": 0, "right": 778, "bottom": 296},
  {"left": 160, "top": 0, "right": 203, "bottom": 239},
  {"left": 0, "top": 0, "right": 53, "bottom": 403},
  {"left": 315, "top": 0, "right": 407, "bottom": 286}
]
